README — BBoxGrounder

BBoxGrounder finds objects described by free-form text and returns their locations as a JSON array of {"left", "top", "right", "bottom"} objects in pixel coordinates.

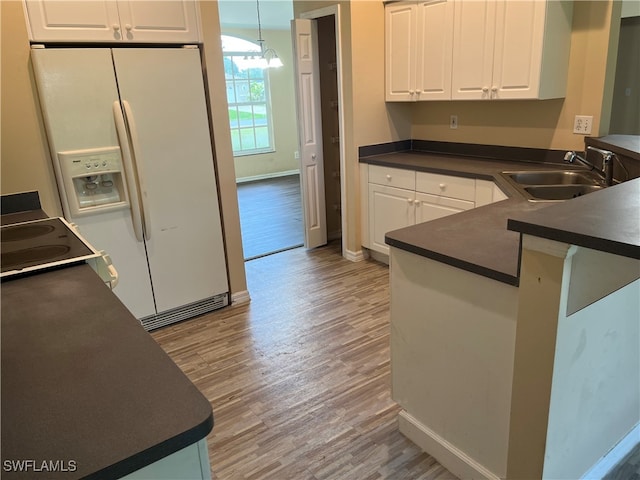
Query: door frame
[{"left": 299, "top": 5, "right": 349, "bottom": 259}]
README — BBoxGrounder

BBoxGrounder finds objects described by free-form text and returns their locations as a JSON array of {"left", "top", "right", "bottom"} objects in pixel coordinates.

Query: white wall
[
  {"left": 507, "top": 240, "right": 640, "bottom": 479},
  {"left": 543, "top": 268, "right": 640, "bottom": 478}
]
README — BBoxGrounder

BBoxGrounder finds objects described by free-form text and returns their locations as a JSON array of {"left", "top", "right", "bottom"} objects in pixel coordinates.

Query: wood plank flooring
[
  {"left": 152, "top": 242, "right": 457, "bottom": 479},
  {"left": 236, "top": 175, "right": 304, "bottom": 261}
]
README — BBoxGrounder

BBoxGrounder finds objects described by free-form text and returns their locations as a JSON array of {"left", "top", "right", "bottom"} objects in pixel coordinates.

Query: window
[{"left": 222, "top": 35, "right": 274, "bottom": 156}]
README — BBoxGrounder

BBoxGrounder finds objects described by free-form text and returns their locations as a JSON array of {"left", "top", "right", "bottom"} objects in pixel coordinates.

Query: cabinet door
[
  {"left": 369, "top": 184, "right": 415, "bottom": 255},
  {"left": 24, "top": 0, "right": 122, "bottom": 42},
  {"left": 491, "top": 1, "right": 545, "bottom": 99},
  {"left": 451, "top": 0, "right": 497, "bottom": 100},
  {"left": 385, "top": 3, "right": 418, "bottom": 102},
  {"left": 415, "top": 0, "right": 454, "bottom": 100},
  {"left": 116, "top": 0, "right": 200, "bottom": 43},
  {"left": 415, "top": 192, "right": 474, "bottom": 223}
]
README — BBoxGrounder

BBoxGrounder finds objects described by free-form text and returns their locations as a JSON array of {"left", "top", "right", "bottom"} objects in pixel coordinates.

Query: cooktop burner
[
  {"left": 1, "top": 223, "right": 56, "bottom": 242},
  {"left": 1, "top": 218, "right": 98, "bottom": 277}
]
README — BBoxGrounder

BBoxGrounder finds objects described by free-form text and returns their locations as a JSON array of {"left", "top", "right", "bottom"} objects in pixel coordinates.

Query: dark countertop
[
  {"left": 508, "top": 178, "right": 640, "bottom": 259},
  {"left": 586, "top": 135, "right": 640, "bottom": 160},
  {"left": 385, "top": 198, "right": 547, "bottom": 285},
  {"left": 1, "top": 264, "right": 213, "bottom": 480},
  {"left": 361, "top": 151, "right": 639, "bottom": 285},
  {"left": 361, "top": 150, "right": 579, "bottom": 188}
]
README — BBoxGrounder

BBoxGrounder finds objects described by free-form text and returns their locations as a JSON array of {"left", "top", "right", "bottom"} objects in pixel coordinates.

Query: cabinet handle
[
  {"left": 482, "top": 87, "right": 489, "bottom": 93},
  {"left": 112, "top": 24, "right": 120, "bottom": 31},
  {"left": 409, "top": 90, "right": 415, "bottom": 95},
  {"left": 407, "top": 198, "right": 413, "bottom": 204},
  {"left": 125, "top": 24, "right": 133, "bottom": 31},
  {"left": 413, "top": 199, "right": 420, "bottom": 205},
  {"left": 439, "top": 183, "right": 446, "bottom": 189},
  {"left": 386, "top": 174, "right": 392, "bottom": 181}
]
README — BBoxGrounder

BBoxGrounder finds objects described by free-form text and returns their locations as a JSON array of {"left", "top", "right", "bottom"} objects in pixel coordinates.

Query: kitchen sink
[
  {"left": 523, "top": 185, "right": 605, "bottom": 201},
  {"left": 501, "top": 169, "right": 606, "bottom": 202},
  {"left": 506, "top": 170, "right": 603, "bottom": 186}
]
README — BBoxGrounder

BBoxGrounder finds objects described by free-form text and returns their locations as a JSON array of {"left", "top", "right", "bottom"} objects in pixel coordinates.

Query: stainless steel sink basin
[
  {"left": 504, "top": 170, "right": 603, "bottom": 186},
  {"left": 500, "top": 169, "right": 606, "bottom": 202},
  {"left": 523, "top": 185, "right": 605, "bottom": 201}
]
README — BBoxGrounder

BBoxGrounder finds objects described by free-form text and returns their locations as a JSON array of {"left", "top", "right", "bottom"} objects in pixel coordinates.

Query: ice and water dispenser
[{"left": 58, "top": 146, "right": 130, "bottom": 217}]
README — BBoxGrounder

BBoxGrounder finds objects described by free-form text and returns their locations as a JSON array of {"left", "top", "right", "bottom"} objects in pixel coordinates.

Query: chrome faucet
[{"left": 564, "top": 147, "right": 615, "bottom": 186}]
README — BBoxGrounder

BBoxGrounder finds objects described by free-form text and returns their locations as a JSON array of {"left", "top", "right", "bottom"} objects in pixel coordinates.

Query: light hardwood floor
[
  {"left": 236, "top": 175, "right": 304, "bottom": 260},
  {"left": 152, "top": 242, "right": 457, "bottom": 479}
]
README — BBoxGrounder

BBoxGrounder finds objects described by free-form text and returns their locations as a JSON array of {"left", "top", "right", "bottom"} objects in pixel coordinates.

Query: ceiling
[{"left": 217, "top": 0, "right": 294, "bottom": 30}]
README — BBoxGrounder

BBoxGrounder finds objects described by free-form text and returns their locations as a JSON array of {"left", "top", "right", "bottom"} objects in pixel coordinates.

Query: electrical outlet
[
  {"left": 573, "top": 115, "right": 593, "bottom": 135},
  {"left": 450, "top": 115, "right": 458, "bottom": 129},
  {"left": 294, "top": 151, "right": 300, "bottom": 159}
]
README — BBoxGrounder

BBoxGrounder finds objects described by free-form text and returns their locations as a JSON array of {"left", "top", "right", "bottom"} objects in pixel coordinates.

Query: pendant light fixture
[{"left": 255, "top": 0, "right": 283, "bottom": 69}]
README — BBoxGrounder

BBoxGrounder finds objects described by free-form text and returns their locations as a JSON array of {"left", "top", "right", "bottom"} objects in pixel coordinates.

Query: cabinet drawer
[
  {"left": 369, "top": 165, "right": 416, "bottom": 190},
  {"left": 416, "top": 172, "right": 475, "bottom": 201}
]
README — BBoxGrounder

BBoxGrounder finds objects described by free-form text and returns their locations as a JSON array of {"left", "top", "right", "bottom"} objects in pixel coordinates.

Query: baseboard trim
[
  {"left": 398, "top": 410, "right": 501, "bottom": 480},
  {"left": 581, "top": 422, "right": 640, "bottom": 480},
  {"left": 343, "top": 248, "right": 366, "bottom": 262},
  {"left": 236, "top": 170, "right": 299, "bottom": 184},
  {"left": 231, "top": 290, "right": 251, "bottom": 305}
]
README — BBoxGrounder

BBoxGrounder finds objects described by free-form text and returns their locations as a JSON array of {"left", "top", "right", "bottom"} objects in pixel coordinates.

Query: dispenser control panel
[{"left": 58, "top": 147, "right": 130, "bottom": 217}]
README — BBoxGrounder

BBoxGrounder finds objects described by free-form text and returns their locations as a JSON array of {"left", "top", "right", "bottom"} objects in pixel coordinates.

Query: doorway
[
  {"left": 218, "top": 2, "right": 346, "bottom": 261},
  {"left": 316, "top": 15, "right": 342, "bottom": 245},
  {"left": 218, "top": 1, "right": 306, "bottom": 260},
  {"left": 295, "top": 5, "right": 347, "bottom": 256}
]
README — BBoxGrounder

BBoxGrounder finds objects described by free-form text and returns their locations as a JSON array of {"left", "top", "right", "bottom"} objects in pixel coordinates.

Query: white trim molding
[{"left": 231, "top": 290, "right": 251, "bottom": 305}]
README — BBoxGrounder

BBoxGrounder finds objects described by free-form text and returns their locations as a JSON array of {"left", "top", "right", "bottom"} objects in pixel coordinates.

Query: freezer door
[
  {"left": 111, "top": 48, "right": 229, "bottom": 313},
  {"left": 31, "top": 48, "right": 156, "bottom": 319}
]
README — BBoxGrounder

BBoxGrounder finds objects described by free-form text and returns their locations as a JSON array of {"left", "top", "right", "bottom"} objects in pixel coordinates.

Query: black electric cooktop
[{"left": 1, "top": 217, "right": 99, "bottom": 278}]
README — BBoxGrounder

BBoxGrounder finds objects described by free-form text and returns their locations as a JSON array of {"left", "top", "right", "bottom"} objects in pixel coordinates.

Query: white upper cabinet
[
  {"left": 386, "top": 0, "right": 573, "bottom": 101},
  {"left": 416, "top": 0, "right": 454, "bottom": 101},
  {"left": 451, "top": 0, "right": 497, "bottom": 100},
  {"left": 385, "top": 0, "right": 454, "bottom": 102},
  {"left": 452, "top": 0, "right": 573, "bottom": 100},
  {"left": 24, "top": 0, "right": 201, "bottom": 43},
  {"left": 385, "top": 3, "right": 418, "bottom": 102}
]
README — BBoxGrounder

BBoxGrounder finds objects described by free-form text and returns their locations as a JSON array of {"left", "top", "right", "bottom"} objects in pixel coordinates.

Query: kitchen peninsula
[
  {"left": 375, "top": 144, "right": 639, "bottom": 479},
  {"left": 1, "top": 205, "right": 214, "bottom": 479}
]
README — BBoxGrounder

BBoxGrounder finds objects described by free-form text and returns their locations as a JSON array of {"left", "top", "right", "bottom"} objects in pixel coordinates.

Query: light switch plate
[{"left": 573, "top": 115, "right": 593, "bottom": 135}]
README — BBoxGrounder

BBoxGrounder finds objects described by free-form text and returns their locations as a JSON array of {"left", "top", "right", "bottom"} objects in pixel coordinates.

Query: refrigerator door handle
[
  {"left": 122, "top": 100, "right": 152, "bottom": 241},
  {"left": 112, "top": 100, "right": 144, "bottom": 242}
]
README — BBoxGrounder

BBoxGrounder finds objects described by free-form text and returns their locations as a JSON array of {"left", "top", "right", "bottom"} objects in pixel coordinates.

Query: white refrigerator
[{"left": 32, "top": 47, "right": 229, "bottom": 330}]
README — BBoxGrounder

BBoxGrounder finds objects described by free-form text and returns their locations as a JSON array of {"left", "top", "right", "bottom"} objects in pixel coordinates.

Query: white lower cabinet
[
  {"left": 364, "top": 165, "right": 506, "bottom": 256},
  {"left": 369, "top": 183, "right": 416, "bottom": 255}
]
